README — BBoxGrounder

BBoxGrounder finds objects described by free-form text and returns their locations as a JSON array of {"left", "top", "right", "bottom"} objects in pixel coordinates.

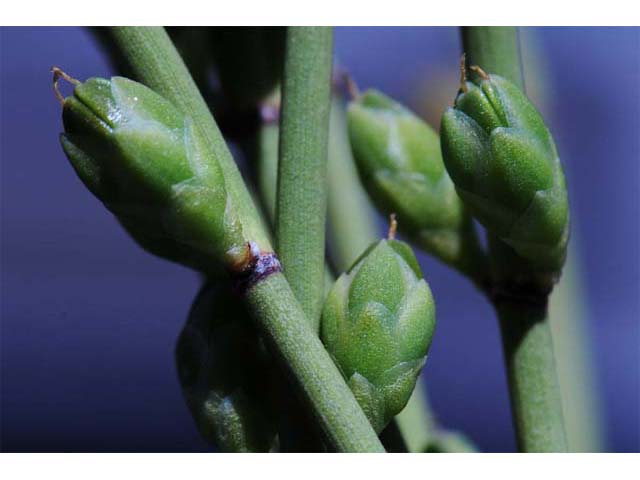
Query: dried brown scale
[{"left": 51, "top": 67, "right": 80, "bottom": 105}]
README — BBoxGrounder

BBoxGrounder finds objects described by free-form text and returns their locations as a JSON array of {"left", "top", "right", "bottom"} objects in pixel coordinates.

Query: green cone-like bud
[
  {"left": 176, "top": 282, "right": 278, "bottom": 452},
  {"left": 440, "top": 70, "right": 569, "bottom": 279},
  {"left": 348, "top": 90, "right": 485, "bottom": 279},
  {"left": 59, "top": 75, "right": 243, "bottom": 272},
  {"left": 321, "top": 238, "right": 436, "bottom": 432}
]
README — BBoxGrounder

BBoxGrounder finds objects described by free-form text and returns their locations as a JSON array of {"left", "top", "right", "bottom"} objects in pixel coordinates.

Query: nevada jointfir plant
[{"left": 53, "top": 26, "right": 579, "bottom": 453}]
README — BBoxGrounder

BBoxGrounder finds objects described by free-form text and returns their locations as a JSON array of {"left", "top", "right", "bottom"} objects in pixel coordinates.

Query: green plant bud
[
  {"left": 440, "top": 71, "right": 569, "bottom": 276},
  {"left": 59, "top": 75, "right": 244, "bottom": 272},
  {"left": 176, "top": 282, "right": 278, "bottom": 452},
  {"left": 321, "top": 238, "right": 436, "bottom": 433},
  {"left": 347, "top": 90, "right": 484, "bottom": 278}
]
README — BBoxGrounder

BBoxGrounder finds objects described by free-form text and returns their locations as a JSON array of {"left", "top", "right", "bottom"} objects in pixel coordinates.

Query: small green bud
[
  {"left": 321, "top": 238, "right": 436, "bottom": 432},
  {"left": 440, "top": 68, "right": 569, "bottom": 277},
  {"left": 176, "top": 282, "right": 278, "bottom": 452},
  {"left": 58, "top": 73, "right": 242, "bottom": 272},
  {"left": 347, "top": 90, "right": 484, "bottom": 277}
]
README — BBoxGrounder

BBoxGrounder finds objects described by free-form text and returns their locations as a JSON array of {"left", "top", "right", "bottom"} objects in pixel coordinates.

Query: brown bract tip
[
  {"left": 470, "top": 65, "right": 490, "bottom": 81},
  {"left": 52, "top": 67, "right": 79, "bottom": 106},
  {"left": 388, "top": 213, "right": 398, "bottom": 240}
]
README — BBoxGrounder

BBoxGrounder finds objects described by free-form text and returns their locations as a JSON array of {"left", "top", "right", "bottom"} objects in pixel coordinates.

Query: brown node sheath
[{"left": 229, "top": 242, "right": 282, "bottom": 295}]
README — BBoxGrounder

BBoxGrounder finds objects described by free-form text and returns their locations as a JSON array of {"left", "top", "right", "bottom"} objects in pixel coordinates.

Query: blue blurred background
[{"left": 1, "top": 27, "right": 638, "bottom": 452}]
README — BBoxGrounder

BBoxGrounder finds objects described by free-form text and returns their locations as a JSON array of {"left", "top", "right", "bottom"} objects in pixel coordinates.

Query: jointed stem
[
  {"left": 245, "top": 272, "right": 385, "bottom": 452},
  {"left": 462, "top": 26, "right": 568, "bottom": 452},
  {"left": 276, "top": 27, "right": 334, "bottom": 330},
  {"left": 108, "top": 26, "right": 384, "bottom": 453}
]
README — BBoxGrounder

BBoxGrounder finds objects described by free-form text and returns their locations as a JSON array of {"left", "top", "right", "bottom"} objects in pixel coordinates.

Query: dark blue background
[{"left": 1, "top": 27, "right": 638, "bottom": 452}]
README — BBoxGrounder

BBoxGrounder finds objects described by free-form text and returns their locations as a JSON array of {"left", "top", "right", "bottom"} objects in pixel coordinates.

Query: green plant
[{"left": 54, "top": 26, "right": 578, "bottom": 453}]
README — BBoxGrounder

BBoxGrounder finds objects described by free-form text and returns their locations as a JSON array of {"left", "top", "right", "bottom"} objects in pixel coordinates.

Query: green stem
[
  {"left": 496, "top": 302, "right": 567, "bottom": 452},
  {"left": 548, "top": 245, "right": 603, "bottom": 451},
  {"left": 276, "top": 27, "right": 333, "bottom": 330},
  {"left": 108, "top": 26, "right": 383, "bottom": 453},
  {"left": 462, "top": 27, "right": 524, "bottom": 87},
  {"left": 245, "top": 272, "right": 385, "bottom": 452},
  {"left": 462, "top": 26, "right": 568, "bottom": 452},
  {"left": 326, "top": 96, "right": 379, "bottom": 271}
]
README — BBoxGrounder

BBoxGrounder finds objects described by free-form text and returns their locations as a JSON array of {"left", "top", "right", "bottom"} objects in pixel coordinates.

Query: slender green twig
[
  {"left": 496, "top": 301, "right": 567, "bottom": 452},
  {"left": 462, "top": 27, "right": 524, "bottom": 88},
  {"left": 462, "top": 26, "right": 568, "bottom": 452},
  {"left": 276, "top": 27, "right": 334, "bottom": 330},
  {"left": 548, "top": 247, "right": 603, "bottom": 451},
  {"left": 326, "top": 96, "right": 379, "bottom": 270},
  {"left": 107, "top": 26, "right": 384, "bottom": 453}
]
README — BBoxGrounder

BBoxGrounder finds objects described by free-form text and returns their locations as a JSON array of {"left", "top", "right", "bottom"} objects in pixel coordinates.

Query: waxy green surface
[
  {"left": 441, "top": 73, "right": 569, "bottom": 276},
  {"left": 321, "top": 239, "right": 435, "bottom": 433},
  {"left": 60, "top": 77, "right": 248, "bottom": 272}
]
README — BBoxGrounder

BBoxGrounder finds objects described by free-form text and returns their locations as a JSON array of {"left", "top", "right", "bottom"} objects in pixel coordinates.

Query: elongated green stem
[
  {"left": 326, "top": 96, "right": 379, "bottom": 270},
  {"left": 496, "top": 302, "right": 567, "bottom": 452},
  {"left": 549, "top": 246, "right": 603, "bottom": 451},
  {"left": 245, "top": 272, "right": 385, "bottom": 452},
  {"left": 108, "top": 26, "right": 383, "bottom": 453},
  {"left": 462, "top": 26, "right": 568, "bottom": 452},
  {"left": 462, "top": 27, "right": 524, "bottom": 87},
  {"left": 276, "top": 27, "right": 333, "bottom": 330}
]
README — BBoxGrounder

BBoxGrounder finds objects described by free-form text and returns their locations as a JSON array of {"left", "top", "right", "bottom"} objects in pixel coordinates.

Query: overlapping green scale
[
  {"left": 321, "top": 239, "right": 435, "bottom": 433},
  {"left": 441, "top": 73, "right": 569, "bottom": 277},
  {"left": 59, "top": 76, "right": 244, "bottom": 273}
]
